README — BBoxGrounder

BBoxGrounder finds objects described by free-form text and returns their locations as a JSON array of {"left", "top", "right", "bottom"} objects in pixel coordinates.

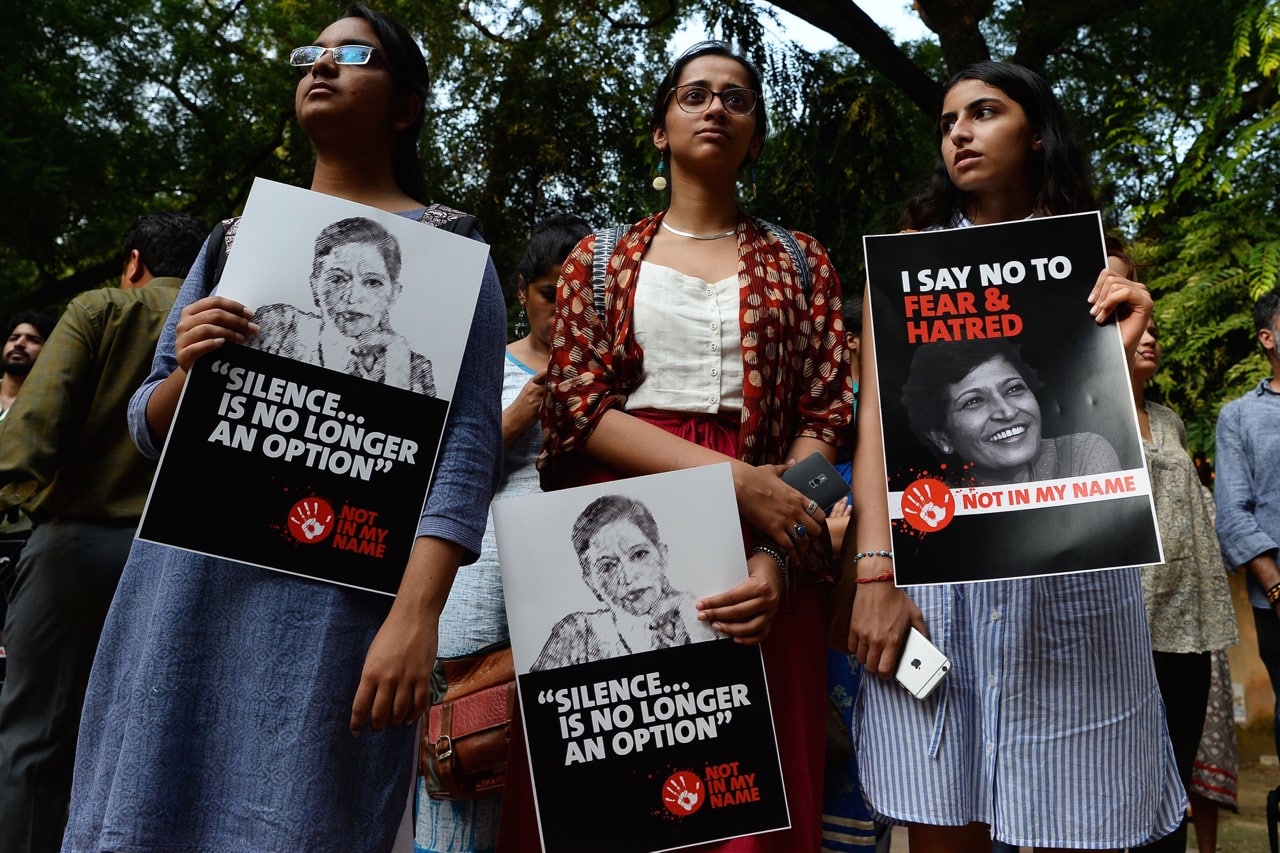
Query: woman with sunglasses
[
  {"left": 496, "top": 41, "right": 853, "bottom": 851},
  {"left": 62, "top": 6, "right": 504, "bottom": 851}
]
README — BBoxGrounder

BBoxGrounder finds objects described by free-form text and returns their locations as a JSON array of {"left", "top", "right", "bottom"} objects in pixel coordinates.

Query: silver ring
[
  {"left": 804, "top": 499, "right": 818, "bottom": 516},
  {"left": 793, "top": 523, "right": 807, "bottom": 539}
]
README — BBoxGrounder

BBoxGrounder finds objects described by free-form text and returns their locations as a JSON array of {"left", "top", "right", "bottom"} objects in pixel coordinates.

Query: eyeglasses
[
  {"left": 669, "top": 84, "right": 758, "bottom": 117},
  {"left": 289, "top": 45, "right": 378, "bottom": 67}
]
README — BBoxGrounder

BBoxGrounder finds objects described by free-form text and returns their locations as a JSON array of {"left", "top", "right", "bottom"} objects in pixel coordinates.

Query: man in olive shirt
[{"left": 0, "top": 213, "right": 204, "bottom": 852}]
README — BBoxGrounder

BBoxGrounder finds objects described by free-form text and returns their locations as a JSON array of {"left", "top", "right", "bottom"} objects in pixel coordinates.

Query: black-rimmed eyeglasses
[
  {"left": 289, "top": 45, "right": 378, "bottom": 67},
  {"left": 668, "top": 84, "right": 758, "bottom": 117}
]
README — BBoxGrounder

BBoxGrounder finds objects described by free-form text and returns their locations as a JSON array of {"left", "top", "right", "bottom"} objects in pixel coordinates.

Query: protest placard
[
  {"left": 863, "top": 212, "right": 1162, "bottom": 584},
  {"left": 137, "top": 179, "right": 489, "bottom": 594},
  {"left": 494, "top": 464, "right": 789, "bottom": 852}
]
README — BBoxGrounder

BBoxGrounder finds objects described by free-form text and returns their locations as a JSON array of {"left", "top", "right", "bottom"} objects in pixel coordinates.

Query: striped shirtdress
[{"left": 853, "top": 568, "right": 1186, "bottom": 848}]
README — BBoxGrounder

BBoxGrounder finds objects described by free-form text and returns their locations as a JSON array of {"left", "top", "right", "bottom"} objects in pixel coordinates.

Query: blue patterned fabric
[
  {"left": 821, "top": 650, "right": 879, "bottom": 852},
  {"left": 62, "top": 214, "right": 506, "bottom": 853}
]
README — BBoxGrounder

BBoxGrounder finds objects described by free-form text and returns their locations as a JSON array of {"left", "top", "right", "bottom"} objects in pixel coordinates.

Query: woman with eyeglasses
[
  {"left": 62, "top": 6, "right": 504, "bottom": 851},
  {"left": 495, "top": 41, "right": 853, "bottom": 851}
]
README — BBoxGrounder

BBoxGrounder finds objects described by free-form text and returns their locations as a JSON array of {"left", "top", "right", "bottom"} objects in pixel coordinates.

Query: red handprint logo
[
  {"left": 662, "top": 770, "right": 704, "bottom": 816},
  {"left": 287, "top": 497, "right": 335, "bottom": 544},
  {"left": 901, "top": 478, "right": 955, "bottom": 534}
]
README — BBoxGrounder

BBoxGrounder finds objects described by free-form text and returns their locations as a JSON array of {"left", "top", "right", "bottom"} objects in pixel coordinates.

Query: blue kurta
[{"left": 62, "top": 213, "right": 505, "bottom": 853}]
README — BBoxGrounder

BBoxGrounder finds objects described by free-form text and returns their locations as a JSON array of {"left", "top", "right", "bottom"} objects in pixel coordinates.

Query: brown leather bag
[{"left": 421, "top": 641, "right": 516, "bottom": 800}]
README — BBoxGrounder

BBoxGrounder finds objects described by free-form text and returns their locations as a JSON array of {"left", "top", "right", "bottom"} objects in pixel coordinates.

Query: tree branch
[
  {"left": 765, "top": 0, "right": 944, "bottom": 115},
  {"left": 914, "top": 0, "right": 993, "bottom": 71}
]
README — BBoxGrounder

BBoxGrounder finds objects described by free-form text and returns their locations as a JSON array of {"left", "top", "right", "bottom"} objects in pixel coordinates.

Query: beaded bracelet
[
  {"left": 1267, "top": 582, "right": 1280, "bottom": 606},
  {"left": 855, "top": 571, "right": 894, "bottom": 584},
  {"left": 851, "top": 549, "right": 893, "bottom": 565},
  {"left": 751, "top": 544, "right": 791, "bottom": 598}
]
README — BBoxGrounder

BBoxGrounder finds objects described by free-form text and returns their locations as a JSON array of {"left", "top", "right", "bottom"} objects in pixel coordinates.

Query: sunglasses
[{"left": 289, "top": 45, "right": 378, "bottom": 67}]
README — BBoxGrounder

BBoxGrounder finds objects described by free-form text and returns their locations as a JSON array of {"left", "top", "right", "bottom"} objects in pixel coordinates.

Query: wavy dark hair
[
  {"left": 3, "top": 310, "right": 56, "bottom": 344},
  {"left": 571, "top": 495, "right": 663, "bottom": 565},
  {"left": 309, "top": 217, "right": 402, "bottom": 295},
  {"left": 906, "top": 61, "right": 1096, "bottom": 230},
  {"left": 515, "top": 213, "right": 592, "bottom": 290},
  {"left": 339, "top": 4, "right": 429, "bottom": 203}
]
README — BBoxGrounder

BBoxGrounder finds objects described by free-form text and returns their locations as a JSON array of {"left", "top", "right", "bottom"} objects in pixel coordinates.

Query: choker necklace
[{"left": 661, "top": 220, "right": 737, "bottom": 241}]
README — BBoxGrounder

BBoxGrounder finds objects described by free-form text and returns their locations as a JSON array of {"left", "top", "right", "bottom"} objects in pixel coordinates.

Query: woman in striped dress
[{"left": 840, "top": 61, "right": 1185, "bottom": 851}]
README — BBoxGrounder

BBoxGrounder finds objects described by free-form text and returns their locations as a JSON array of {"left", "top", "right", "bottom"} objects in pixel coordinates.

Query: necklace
[{"left": 661, "top": 220, "right": 737, "bottom": 241}]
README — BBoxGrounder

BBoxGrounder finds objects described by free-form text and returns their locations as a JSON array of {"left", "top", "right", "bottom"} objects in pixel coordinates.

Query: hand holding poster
[
  {"left": 138, "top": 178, "right": 489, "bottom": 594},
  {"left": 863, "top": 213, "right": 1162, "bottom": 584},
  {"left": 494, "top": 464, "right": 788, "bottom": 853}
]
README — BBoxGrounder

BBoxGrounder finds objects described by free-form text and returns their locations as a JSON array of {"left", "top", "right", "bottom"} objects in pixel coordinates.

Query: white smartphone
[{"left": 894, "top": 627, "right": 951, "bottom": 700}]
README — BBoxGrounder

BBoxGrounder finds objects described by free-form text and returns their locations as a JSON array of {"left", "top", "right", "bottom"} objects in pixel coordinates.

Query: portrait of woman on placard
[
  {"left": 250, "top": 215, "right": 436, "bottom": 396},
  {"left": 532, "top": 494, "right": 719, "bottom": 672},
  {"left": 901, "top": 338, "right": 1120, "bottom": 486}
]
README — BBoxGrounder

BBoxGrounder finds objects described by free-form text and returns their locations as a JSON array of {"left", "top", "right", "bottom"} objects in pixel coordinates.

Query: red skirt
[{"left": 496, "top": 412, "right": 827, "bottom": 851}]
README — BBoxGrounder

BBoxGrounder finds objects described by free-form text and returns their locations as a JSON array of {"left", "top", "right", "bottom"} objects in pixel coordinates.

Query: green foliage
[
  {"left": 5, "top": 0, "right": 1280, "bottom": 435},
  {"left": 1139, "top": 194, "right": 1280, "bottom": 456}
]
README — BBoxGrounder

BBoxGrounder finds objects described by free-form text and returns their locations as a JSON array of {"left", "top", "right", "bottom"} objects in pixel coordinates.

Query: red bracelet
[{"left": 855, "top": 571, "right": 894, "bottom": 584}]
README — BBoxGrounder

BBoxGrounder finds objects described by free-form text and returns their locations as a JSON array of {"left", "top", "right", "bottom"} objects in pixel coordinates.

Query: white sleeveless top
[{"left": 624, "top": 261, "right": 744, "bottom": 414}]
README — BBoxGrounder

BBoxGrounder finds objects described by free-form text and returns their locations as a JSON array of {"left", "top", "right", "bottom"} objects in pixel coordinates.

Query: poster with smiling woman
[
  {"left": 493, "top": 464, "right": 788, "bottom": 853},
  {"left": 864, "top": 212, "right": 1162, "bottom": 584},
  {"left": 137, "top": 178, "right": 489, "bottom": 594}
]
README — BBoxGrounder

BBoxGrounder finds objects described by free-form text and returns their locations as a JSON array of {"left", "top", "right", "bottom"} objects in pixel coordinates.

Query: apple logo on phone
[{"left": 910, "top": 658, "right": 921, "bottom": 670}]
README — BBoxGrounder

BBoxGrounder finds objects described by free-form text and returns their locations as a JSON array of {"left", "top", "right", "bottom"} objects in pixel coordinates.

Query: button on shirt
[{"left": 626, "top": 262, "right": 744, "bottom": 414}]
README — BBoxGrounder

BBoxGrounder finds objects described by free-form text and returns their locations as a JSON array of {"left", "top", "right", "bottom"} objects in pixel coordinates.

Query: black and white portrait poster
[
  {"left": 864, "top": 212, "right": 1161, "bottom": 585},
  {"left": 493, "top": 464, "right": 788, "bottom": 853},
  {"left": 138, "top": 178, "right": 489, "bottom": 595}
]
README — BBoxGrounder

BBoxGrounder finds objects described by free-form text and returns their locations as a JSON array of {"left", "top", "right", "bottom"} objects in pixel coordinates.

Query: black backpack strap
[
  {"left": 753, "top": 217, "right": 812, "bottom": 300},
  {"left": 420, "top": 203, "right": 480, "bottom": 237},
  {"left": 203, "top": 216, "right": 241, "bottom": 291},
  {"left": 590, "top": 225, "right": 627, "bottom": 319}
]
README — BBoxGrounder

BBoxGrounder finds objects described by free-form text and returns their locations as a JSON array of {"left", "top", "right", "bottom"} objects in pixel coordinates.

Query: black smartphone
[{"left": 781, "top": 452, "right": 849, "bottom": 509}]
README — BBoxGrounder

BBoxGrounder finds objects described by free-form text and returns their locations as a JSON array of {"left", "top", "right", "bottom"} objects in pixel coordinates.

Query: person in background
[
  {"left": 413, "top": 212, "right": 589, "bottom": 853},
  {"left": 0, "top": 311, "right": 55, "bottom": 421},
  {"left": 0, "top": 309, "right": 56, "bottom": 685},
  {"left": 843, "top": 61, "right": 1184, "bottom": 850},
  {"left": 1215, "top": 285, "right": 1280, "bottom": 827},
  {"left": 62, "top": 7, "right": 505, "bottom": 851},
  {"left": 0, "top": 211, "right": 205, "bottom": 853},
  {"left": 1187, "top": 644, "right": 1239, "bottom": 853},
  {"left": 1127, "top": 295, "right": 1238, "bottom": 852},
  {"left": 499, "top": 39, "right": 852, "bottom": 851}
]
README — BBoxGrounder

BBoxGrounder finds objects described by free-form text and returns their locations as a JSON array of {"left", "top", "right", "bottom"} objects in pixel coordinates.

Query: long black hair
[
  {"left": 906, "top": 61, "right": 1096, "bottom": 229},
  {"left": 339, "top": 4, "right": 429, "bottom": 203}
]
